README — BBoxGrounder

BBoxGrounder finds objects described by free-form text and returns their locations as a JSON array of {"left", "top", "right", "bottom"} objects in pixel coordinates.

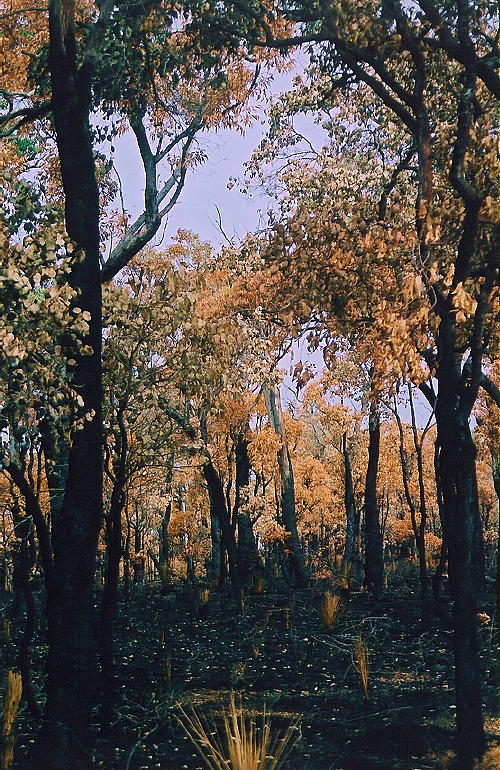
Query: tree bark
[
  {"left": 363, "top": 399, "right": 384, "bottom": 595},
  {"left": 99, "top": 405, "right": 128, "bottom": 727},
  {"left": 10, "top": 492, "right": 40, "bottom": 719},
  {"left": 393, "top": 394, "right": 431, "bottom": 624},
  {"left": 27, "top": 4, "right": 105, "bottom": 766},
  {"left": 234, "top": 431, "right": 259, "bottom": 589},
  {"left": 263, "top": 384, "right": 308, "bottom": 588},
  {"left": 434, "top": 316, "right": 485, "bottom": 765},
  {"left": 341, "top": 433, "right": 358, "bottom": 571},
  {"left": 203, "top": 460, "right": 243, "bottom": 612}
]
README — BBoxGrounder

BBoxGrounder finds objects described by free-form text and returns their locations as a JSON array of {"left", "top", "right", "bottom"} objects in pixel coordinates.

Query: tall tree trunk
[
  {"left": 10, "top": 492, "right": 40, "bottom": 719},
  {"left": 263, "top": 384, "right": 308, "bottom": 588},
  {"left": 363, "top": 400, "right": 384, "bottom": 595},
  {"left": 434, "top": 317, "right": 485, "bottom": 766},
  {"left": 209, "top": 510, "right": 223, "bottom": 585},
  {"left": 341, "top": 433, "right": 358, "bottom": 571},
  {"left": 234, "top": 431, "right": 259, "bottom": 589},
  {"left": 492, "top": 451, "right": 500, "bottom": 601},
  {"left": 432, "top": 440, "right": 448, "bottom": 602},
  {"left": 99, "top": 406, "right": 128, "bottom": 727},
  {"left": 158, "top": 500, "right": 172, "bottom": 590},
  {"left": 394, "top": 395, "right": 430, "bottom": 623},
  {"left": 203, "top": 460, "right": 243, "bottom": 612},
  {"left": 30, "top": 5, "right": 105, "bottom": 766}
]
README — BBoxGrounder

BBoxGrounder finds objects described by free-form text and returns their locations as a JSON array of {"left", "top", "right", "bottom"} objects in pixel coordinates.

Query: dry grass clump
[
  {"left": 176, "top": 694, "right": 300, "bottom": 770},
  {"left": 474, "top": 746, "right": 500, "bottom": 769},
  {"left": 320, "top": 591, "right": 341, "bottom": 629},
  {"left": 353, "top": 637, "right": 369, "bottom": 701},
  {"left": 338, "top": 563, "right": 352, "bottom": 592},
  {"left": 1, "top": 671, "right": 22, "bottom": 770}
]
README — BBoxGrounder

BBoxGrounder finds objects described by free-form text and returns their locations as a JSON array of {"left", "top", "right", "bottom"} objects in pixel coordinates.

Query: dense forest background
[{"left": 0, "top": 2, "right": 498, "bottom": 769}]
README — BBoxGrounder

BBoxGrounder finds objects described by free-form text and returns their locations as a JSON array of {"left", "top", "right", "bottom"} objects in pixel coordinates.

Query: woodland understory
[{"left": 1, "top": 567, "right": 499, "bottom": 770}]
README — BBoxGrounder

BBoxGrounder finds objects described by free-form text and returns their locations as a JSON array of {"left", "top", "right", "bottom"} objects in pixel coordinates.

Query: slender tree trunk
[
  {"left": 158, "top": 501, "right": 172, "bottom": 591},
  {"left": 99, "top": 506, "right": 122, "bottom": 725},
  {"left": 363, "top": 400, "right": 384, "bottom": 595},
  {"left": 203, "top": 460, "right": 243, "bottom": 612},
  {"left": 263, "top": 384, "right": 308, "bottom": 588},
  {"left": 100, "top": 406, "right": 128, "bottom": 726},
  {"left": 10, "top": 494, "right": 40, "bottom": 719},
  {"left": 341, "top": 433, "right": 358, "bottom": 571},
  {"left": 492, "top": 451, "right": 500, "bottom": 600},
  {"left": 432, "top": 440, "right": 448, "bottom": 602},
  {"left": 394, "top": 396, "right": 430, "bottom": 623},
  {"left": 209, "top": 511, "right": 223, "bottom": 585},
  {"left": 123, "top": 515, "right": 131, "bottom": 596},
  {"left": 234, "top": 431, "right": 259, "bottom": 589}
]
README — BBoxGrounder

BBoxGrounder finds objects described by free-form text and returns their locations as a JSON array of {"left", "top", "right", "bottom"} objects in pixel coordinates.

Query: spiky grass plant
[
  {"left": 353, "top": 637, "right": 369, "bottom": 701},
  {"left": 176, "top": 694, "right": 300, "bottom": 770},
  {"left": 1, "top": 671, "right": 22, "bottom": 769},
  {"left": 319, "top": 591, "right": 341, "bottom": 629}
]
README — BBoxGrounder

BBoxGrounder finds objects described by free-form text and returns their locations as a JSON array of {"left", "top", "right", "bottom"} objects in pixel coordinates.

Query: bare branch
[{"left": 100, "top": 117, "right": 201, "bottom": 282}]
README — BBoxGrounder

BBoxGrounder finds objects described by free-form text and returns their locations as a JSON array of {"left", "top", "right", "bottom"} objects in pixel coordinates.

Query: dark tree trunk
[
  {"left": 234, "top": 432, "right": 259, "bottom": 589},
  {"left": 209, "top": 511, "right": 223, "bottom": 586},
  {"left": 363, "top": 400, "right": 384, "bottom": 595},
  {"left": 263, "top": 384, "right": 308, "bottom": 588},
  {"left": 10, "top": 494, "right": 40, "bottom": 719},
  {"left": 434, "top": 317, "right": 485, "bottom": 766},
  {"left": 203, "top": 460, "right": 242, "bottom": 612},
  {"left": 28, "top": 5, "right": 105, "bottom": 767},
  {"left": 394, "top": 395, "right": 431, "bottom": 624},
  {"left": 158, "top": 501, "right": 172, "bottom": 590},
  {"left": 341, "top": 433, "right": 358, "bottom": 571},
  {"left": 492, "top": 452, "right": 500, "bottom": 599},
  {"left": 432, "top": 440, "right": 448, "bottom": 603},
  {"left": 100, "top": 405, "right": 128, "bottom": 726}
]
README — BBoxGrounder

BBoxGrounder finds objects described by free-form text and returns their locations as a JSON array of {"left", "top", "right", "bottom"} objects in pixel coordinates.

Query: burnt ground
[{"left": 5, "top": 564, "right": 500, "bottom": 769}]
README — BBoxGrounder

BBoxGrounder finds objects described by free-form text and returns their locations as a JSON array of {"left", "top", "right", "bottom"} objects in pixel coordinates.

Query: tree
[
  {"left": 200, "top": 3, "right": 498, "bottom": 761},
  {"left": 0, "top": 2, "right": 266, "bottom": 765},
  {"left": 263, "top": 383, "right": 309, "bottom": 587}
]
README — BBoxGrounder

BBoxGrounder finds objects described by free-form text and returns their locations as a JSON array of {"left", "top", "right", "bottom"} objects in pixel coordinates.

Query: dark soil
[{"left": 4, "top": 565, "right": 499, "bottom": 769}]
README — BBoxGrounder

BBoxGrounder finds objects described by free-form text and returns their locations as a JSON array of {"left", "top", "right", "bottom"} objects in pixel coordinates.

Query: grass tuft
[
  {"left": 1, "top": 671, "right": 22, "bottom": 769},
  {"left": 176, "top": 693, "right": 300, "bottom": 770},
  {"left": 320, "top": 591, "right": 341, "bottom": 629},
  {"left": 353, "top": 636, "right": 369, "bottom": 701}
]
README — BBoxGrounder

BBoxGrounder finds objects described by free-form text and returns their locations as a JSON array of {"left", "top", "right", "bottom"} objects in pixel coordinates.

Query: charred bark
[
  {"left": 234, "top": 431, "right": 259, "bottom": 589},
  {"left": 203, "top": 460, "right": 243, "bottom": 612},
  {"left": 263, "top": 384, "right": 308, "bottom": 588},
  {"left": 363, "top": 400, "right": 384, "bottom": 595},
  {"left": 341, "top": 433, "right": 358, "bottom": 571}
]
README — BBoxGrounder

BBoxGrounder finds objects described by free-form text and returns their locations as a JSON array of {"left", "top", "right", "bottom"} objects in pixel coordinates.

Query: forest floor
[{"left": 5, "top": 564, "right": 500, "bottom": 770}]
